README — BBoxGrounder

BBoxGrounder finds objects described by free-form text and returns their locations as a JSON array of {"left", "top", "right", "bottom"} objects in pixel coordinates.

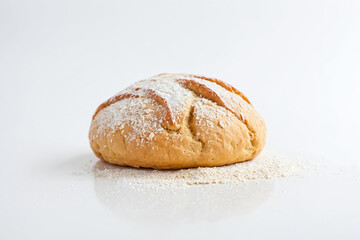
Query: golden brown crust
[{"left": 89, "top": 73, "right": 266, "bottom": 169}]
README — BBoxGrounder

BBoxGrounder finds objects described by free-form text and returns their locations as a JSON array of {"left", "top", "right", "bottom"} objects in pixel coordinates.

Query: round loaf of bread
[{"left": 89, "top": 73, "right": 266, "bottom": 169}]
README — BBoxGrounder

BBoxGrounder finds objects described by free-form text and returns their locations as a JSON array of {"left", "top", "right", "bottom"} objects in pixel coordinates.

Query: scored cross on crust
[{"left": 93, "top": 73, "right": 253, "bottom": 131}]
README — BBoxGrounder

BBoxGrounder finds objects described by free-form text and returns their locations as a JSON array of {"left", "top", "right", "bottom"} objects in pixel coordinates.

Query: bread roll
[{"left": 89, "top": 73, "right": 266, "bottom": 169}]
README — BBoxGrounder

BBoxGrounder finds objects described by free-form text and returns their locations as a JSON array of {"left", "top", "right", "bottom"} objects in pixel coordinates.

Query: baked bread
[{"left": 89, "top": 73, "right": 266, "bottom": 169}]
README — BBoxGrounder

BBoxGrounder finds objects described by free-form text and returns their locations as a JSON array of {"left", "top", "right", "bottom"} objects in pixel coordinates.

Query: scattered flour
[{"left": 93, "top": 152, "right": 310, "bottom": 186}]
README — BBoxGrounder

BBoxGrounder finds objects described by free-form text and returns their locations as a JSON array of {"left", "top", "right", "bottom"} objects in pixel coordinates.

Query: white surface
[{"left": 1, "top": 0, "right": 360, "bottom": 239}]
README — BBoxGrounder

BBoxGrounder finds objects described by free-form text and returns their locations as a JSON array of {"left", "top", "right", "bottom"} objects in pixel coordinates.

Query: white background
[{"left": 1, "top": 0, "right": 360, "bottom": 239}]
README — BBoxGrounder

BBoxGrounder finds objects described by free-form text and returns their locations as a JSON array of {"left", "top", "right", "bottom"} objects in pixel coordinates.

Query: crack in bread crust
[
  {"left": 243, "top": 119, "right": 256, "bottom": 157},
  {"left": 187, "top": 105, "right": 205, "bottom": 152},
  {"left": 191, "top": 75, "right": 251, "bottom": 104},
  {"left": 160, "top": 97, "right": 204, "bottom": 152}
]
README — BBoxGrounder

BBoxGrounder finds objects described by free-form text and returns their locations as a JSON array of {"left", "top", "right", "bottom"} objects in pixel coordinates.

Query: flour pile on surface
[{"left": 93, "top": 152, "right": 309, "bottom": 186}]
